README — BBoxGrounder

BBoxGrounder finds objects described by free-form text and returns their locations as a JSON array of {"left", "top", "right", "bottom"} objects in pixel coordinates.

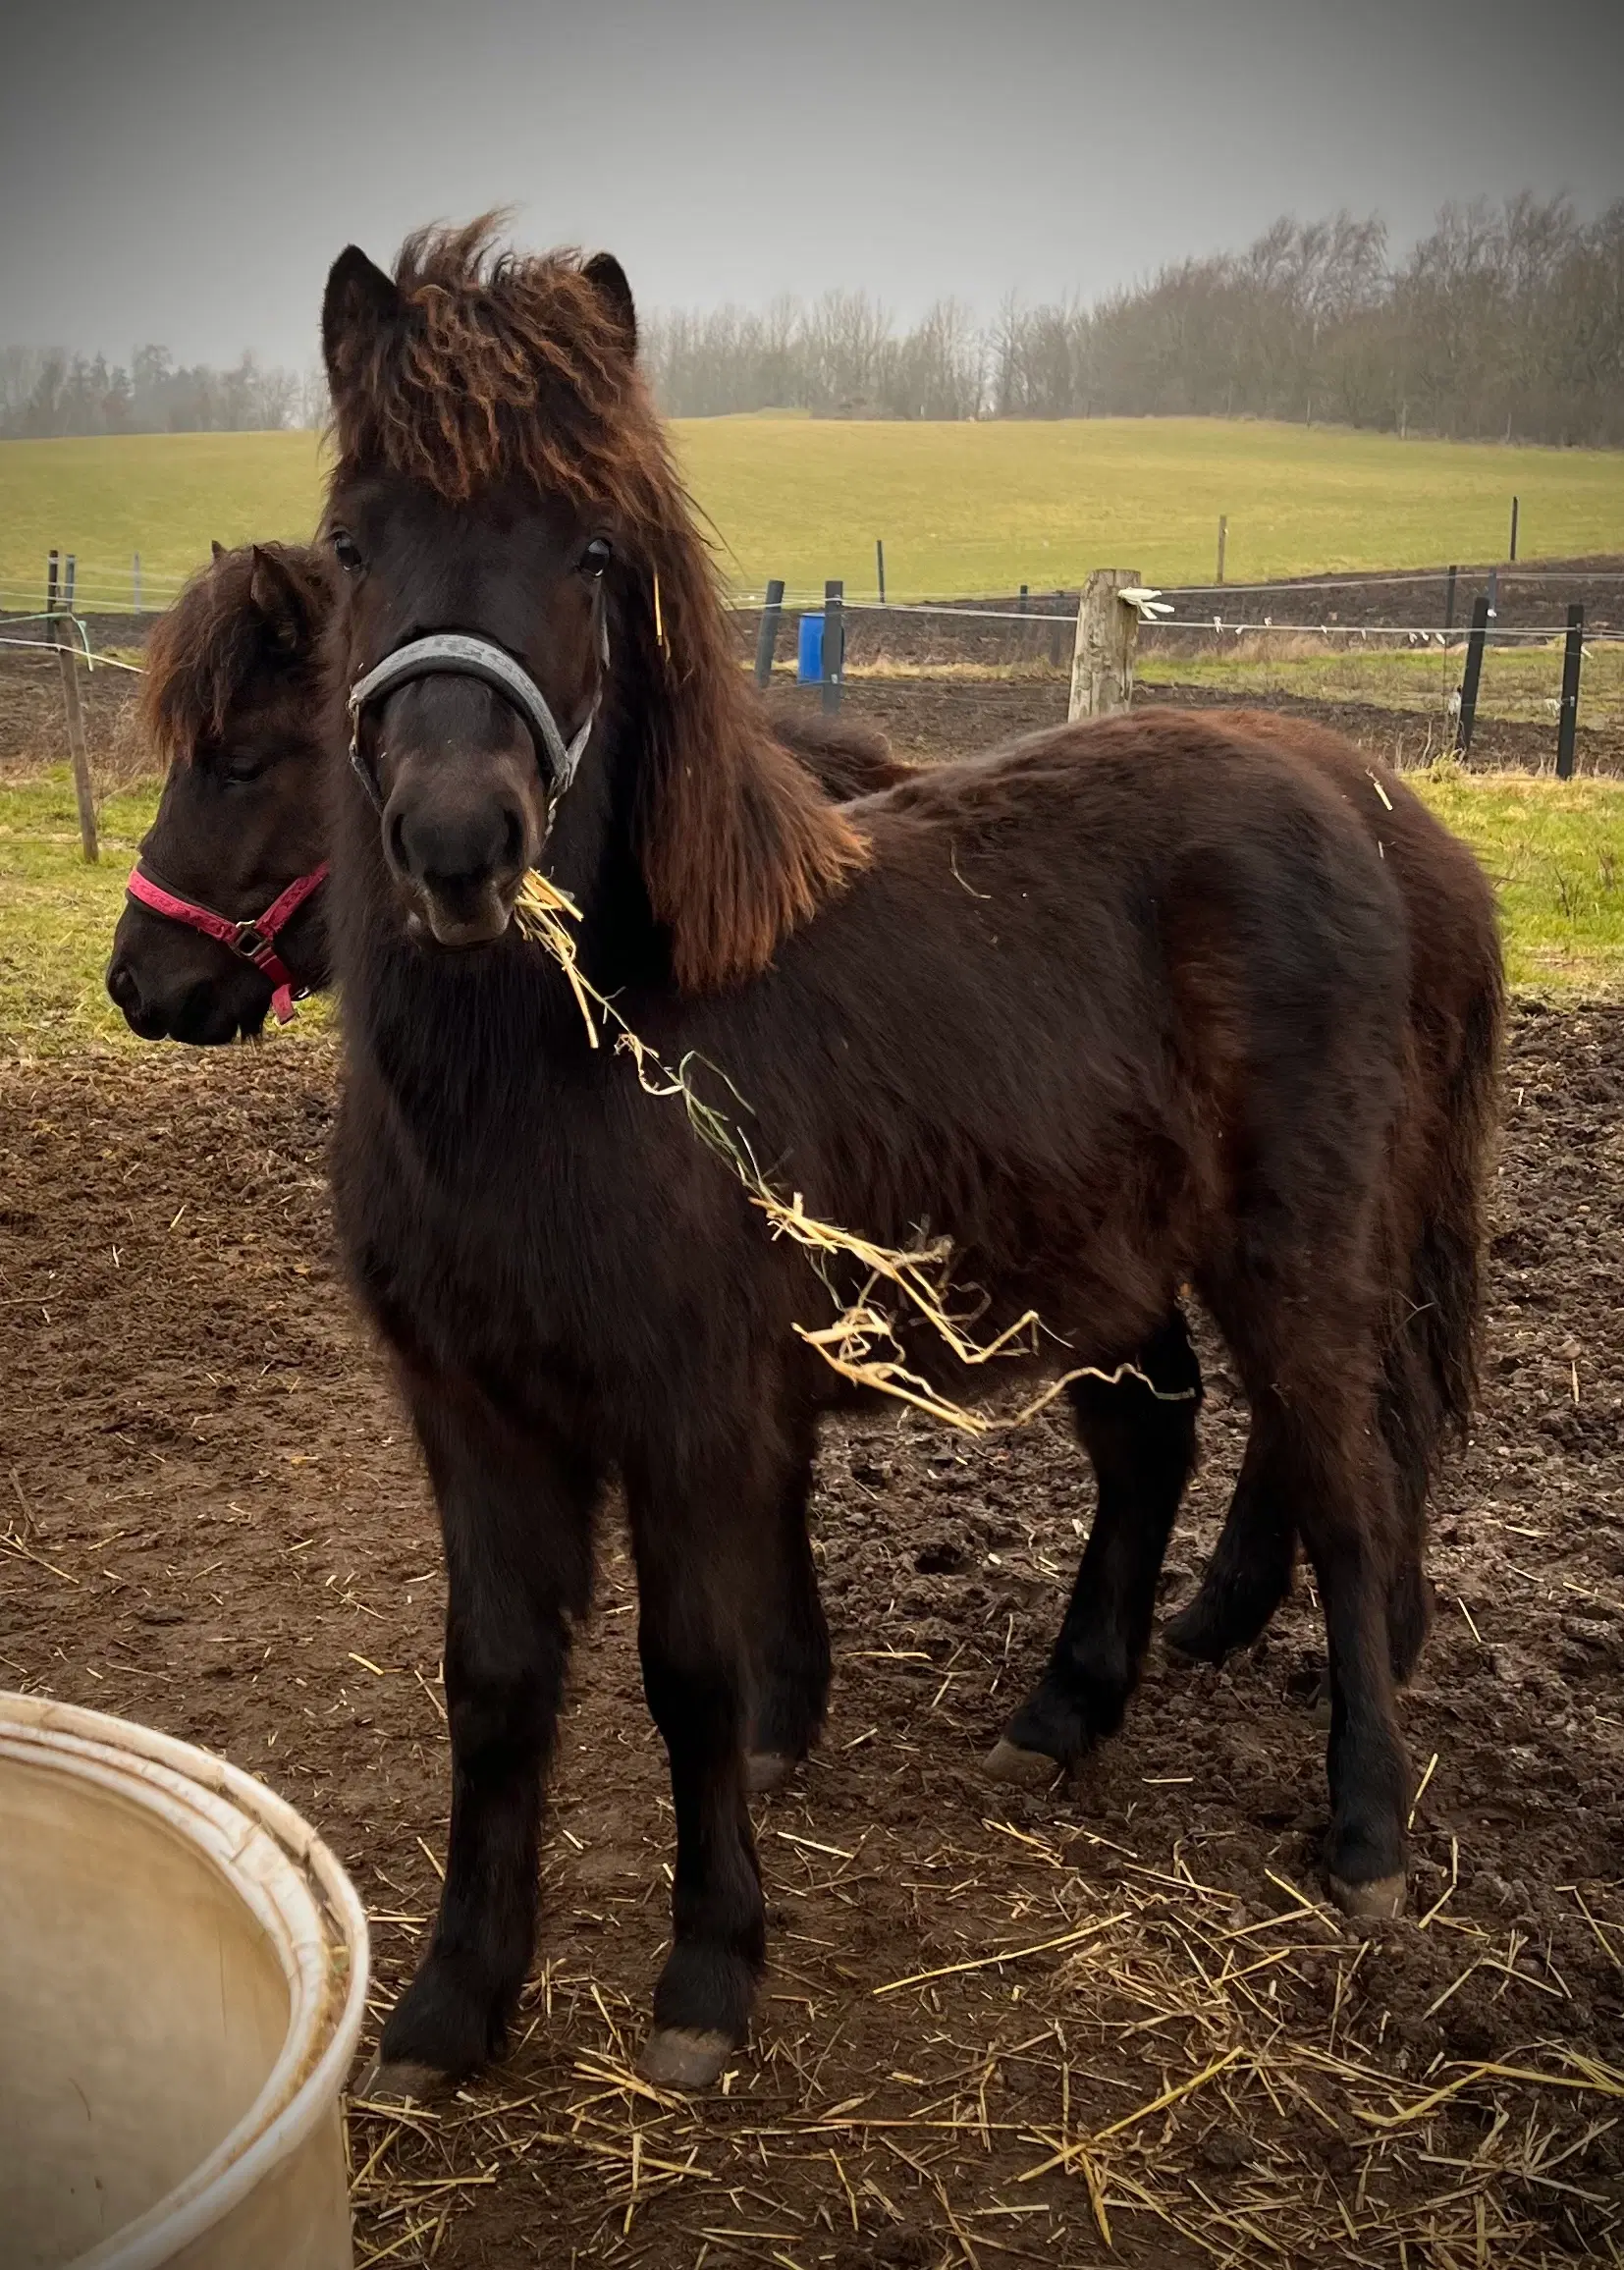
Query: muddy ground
[{"left": 3, "top": 992, "right": 1624, "bottom": 2267}]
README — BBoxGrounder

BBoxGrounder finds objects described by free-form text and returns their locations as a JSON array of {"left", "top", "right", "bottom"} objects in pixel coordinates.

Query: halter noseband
[
  {"left": 124, "top": 861, "right": 329, "bottom": 1026},
  {"left": 345, "top": 616, "right": 607, "bottom": 835}
]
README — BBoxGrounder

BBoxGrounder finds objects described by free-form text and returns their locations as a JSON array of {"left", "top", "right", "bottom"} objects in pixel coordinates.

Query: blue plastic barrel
[{"left": 797, "top": 613, "right": 824, "bottom": 682}]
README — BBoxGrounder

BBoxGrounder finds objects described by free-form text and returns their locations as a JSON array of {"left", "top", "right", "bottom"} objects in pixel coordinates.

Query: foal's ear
[
  {"left": 322, "top": 245, "right": 402, "bottom": 387},
  {"left": 582, "top": 252, "right": 637, "bottom": 358},
  {"left": 248, "top": 546, "right": 312, "bottom": 655},
  {"left": 210, "top": 539, "right": 227, "bottom": 565}
]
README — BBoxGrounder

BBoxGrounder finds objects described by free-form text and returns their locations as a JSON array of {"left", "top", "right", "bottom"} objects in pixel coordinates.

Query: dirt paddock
[{"left": 2, "top": 998, "right": 1622, "bottom": 2268}]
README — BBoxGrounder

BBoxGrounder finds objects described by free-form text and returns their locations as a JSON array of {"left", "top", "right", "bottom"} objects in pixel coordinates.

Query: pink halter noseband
[{"left": 124, "top": 861, "right": 329, "bottom": 1025}]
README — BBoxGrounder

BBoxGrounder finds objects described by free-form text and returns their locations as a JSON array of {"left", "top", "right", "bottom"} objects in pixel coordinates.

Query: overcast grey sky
[{"left": 3, "top": 0, "right": 1621, "bottom": 370}]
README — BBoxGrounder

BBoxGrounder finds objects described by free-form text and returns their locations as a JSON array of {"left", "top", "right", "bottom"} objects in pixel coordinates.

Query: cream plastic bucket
[{"left": 0, "top": 1693, "right": 369, "bottom": 2270}]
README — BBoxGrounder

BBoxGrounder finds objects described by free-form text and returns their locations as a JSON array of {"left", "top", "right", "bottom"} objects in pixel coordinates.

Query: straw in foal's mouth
[{"left": 512, "top": 868, "right": 1190, "bottom": 1435}]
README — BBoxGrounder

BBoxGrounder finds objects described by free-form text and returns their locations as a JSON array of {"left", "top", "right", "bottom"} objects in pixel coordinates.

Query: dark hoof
[
  {"left": 745, "top": 1750, "right": 796, "bottom": 1796},
  {"left": 1327, "top": 1870, "right": 1407, "bottom": 1921},
  {"left": 353, "top": 2056, "right": 452, "bottom": 2105},
  {"left": 1162, "top": 1594, "right": 1240, "bottom": 1666},
  {"left": 637, "top": 2027, "right": 738, "bottom": 2092},
  {"left": 983, "top": 1737, "right": 1064, "bottom": 1790}
]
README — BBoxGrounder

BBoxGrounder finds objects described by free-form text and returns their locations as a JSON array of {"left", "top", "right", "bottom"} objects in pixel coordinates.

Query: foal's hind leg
[
  {"left": 1201, "top": 1273, "right": 1413, "bottom": 1917},
  {"left": 1162, "top": 1427, "right": 1297, "bottom": 1664},
  {"left": 988, "top": 1313, "right": 1202, "bottom": 1784},
  {"left": 366, "top": 1366, "right": 599, "bottom": 2098},
  {"left": 744, "top": 1423, "right": 832, "bottom": 1795},
  {"left": 1166, "top": 1365, "right": 1435, "bottom": 1683}
]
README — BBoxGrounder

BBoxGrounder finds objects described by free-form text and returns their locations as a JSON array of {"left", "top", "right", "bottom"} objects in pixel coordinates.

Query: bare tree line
[
  {"left": 645, "top": 195, "right": 1624, "bottom": 446},
  {"left": 5, "top": 194, "right": 1620, "bottom": 445},
  {"left": 0, "top": 347, "right": 327, "bottom": 438}
]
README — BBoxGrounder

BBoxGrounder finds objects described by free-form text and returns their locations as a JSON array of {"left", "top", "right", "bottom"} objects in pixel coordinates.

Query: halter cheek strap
[
  {"left": 346, "top": 610, "right": 607, "bottom": 835},
  {"left": 124, "top": 861, "right": 329, "bottom": 1025}
]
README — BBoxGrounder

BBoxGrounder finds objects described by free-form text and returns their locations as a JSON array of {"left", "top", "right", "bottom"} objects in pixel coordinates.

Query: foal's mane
[
  {"left": 140, "top": 540, "right": 329, "bottom": 765},
  {"left": 327, "top": 219, "right": 868, "bottom": 993}
]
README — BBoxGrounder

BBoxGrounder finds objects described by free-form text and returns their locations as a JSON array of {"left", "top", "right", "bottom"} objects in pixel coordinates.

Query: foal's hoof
[
  {"left": 745, "top": 1750, "right": 797, "bottom": 1796},
  {"left": 637, "top": 2027, "right": 738, "bottom": 2092},
  {"left": 1161, "top": 1598, "right": 1236, "bottom": 1666},
  {"left": 353, "top": 2055, "right": 452, "bottom": 2106},
  {"left": 1327, "top": 1871, "right": 1408, "bottom": 1922},
  {"left": 983, "top": 1738, "right": 1064, "bottom": 1791}
]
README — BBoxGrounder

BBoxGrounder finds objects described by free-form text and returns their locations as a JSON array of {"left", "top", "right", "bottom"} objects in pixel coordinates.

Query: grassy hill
[{"left": 2, "top": 418, "right": 1620, "bottom": 612}]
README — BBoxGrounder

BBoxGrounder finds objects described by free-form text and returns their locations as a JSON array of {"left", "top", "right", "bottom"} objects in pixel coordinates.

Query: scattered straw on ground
[{"left": 347, "top": 1816, "right": 1624, "bottom": 2268}]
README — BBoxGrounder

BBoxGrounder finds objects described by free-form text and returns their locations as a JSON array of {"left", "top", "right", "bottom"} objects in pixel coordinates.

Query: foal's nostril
[
  {"left": 106, "top": 959, "right": 140, "bottom": 1013},
  {"left": 501, "top": 806, "right": 525, "bottom": 875},
  {"left": 387, "top": 810, "right": 410, "bottom": 876}
]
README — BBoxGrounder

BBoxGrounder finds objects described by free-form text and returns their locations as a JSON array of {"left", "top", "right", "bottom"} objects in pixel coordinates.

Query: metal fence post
[
  {"left": 821, "top": 579, "right": 844, "bottom": 714},
  {"left": 1443, "top": 564, "right": 1457, "bottom": 636},
  {"left": 1456, "top": 597, "right": 1490, "bottom": 755},
  {"left": 753, "top": 577, "right": 785, "bottom": 687},
  {"left": 1556, "top": 604, "right": 1584, "bottom": 781},
  {"left": 133, "top": 552, "right": 141, "bottom": 613},
  {"left": 875, "top": 540, "right": 886, "bottom": 607}
]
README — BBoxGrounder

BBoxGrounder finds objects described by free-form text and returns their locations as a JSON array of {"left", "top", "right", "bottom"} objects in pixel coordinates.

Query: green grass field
[
  {"left": 4, "top": 766, "right": 1620, "bottom": 1056},
  {"left": 2, "top": 418, "right": 1620, "bottom": 611}
]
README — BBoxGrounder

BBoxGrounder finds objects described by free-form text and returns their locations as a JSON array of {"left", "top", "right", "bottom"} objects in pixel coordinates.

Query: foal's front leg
[
  {"left": 364, "top": 1365, "right": 599, "bottom": 2098},
  {"left": 623, "top": 1431, "right": 800, "bottom": 2090}
]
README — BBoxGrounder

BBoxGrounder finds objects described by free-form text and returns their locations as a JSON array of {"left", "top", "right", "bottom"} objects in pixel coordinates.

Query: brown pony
[
  {"left": 310, "top": 224, "right": 1502, "bottom": 2095},
  {"left": 106, "top": 541, "right": 911, "bottom": 1042},
  {"left": 111, "top": 557, "right": 1500, "bottom": 1689}
]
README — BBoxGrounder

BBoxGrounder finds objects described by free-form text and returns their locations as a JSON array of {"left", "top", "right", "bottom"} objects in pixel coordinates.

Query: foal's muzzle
[{"left": 347, "top": 622, "right": 606, "bottom": 950}]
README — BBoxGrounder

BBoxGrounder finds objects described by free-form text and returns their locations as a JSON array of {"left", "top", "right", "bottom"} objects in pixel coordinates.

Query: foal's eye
[
  {"left": 579, "top": 536, "right": 613, "bottom": 577},
  {"left": 220, "top": 752, "right": 266, "bottom": 786},
  {"left": 331, "top": 529, "right": 363, "bottom": 573}
]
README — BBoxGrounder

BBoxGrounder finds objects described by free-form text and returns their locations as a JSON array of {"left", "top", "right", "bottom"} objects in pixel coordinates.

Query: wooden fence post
[
  {"left": 1455, "top": 596, "right": 1490, "bottom": 756},
  {"left": 1556, "top": 604, "right": 1584, "bottom": 781},
  {"left": 47, "top": 552, "right": 98, "bottom": 862},
  {"left": 753, "top": 577, "right": 785, "bottom": 687},
  {"left": 1068, "top": 568, "right": 1141, "bottom": 722},
  {"left": 821, "top": 578, "right": 844, "bottom": 715},
  {"left": 875, "top": 540, "right": 886, "bottom": 606},
  {"left": 1216, "top": 515, "right": 1227, "bottom": 586}
]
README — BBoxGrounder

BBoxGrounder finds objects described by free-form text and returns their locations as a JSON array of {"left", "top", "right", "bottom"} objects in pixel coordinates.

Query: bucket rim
[{"left": 0, "top": 1690, "right": 369, "bottom": 2270}]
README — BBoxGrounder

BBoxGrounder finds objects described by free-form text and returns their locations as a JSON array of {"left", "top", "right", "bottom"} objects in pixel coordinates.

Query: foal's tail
[{"left": 1380, "top": 896, "right": 1505, "bottom": 1673}]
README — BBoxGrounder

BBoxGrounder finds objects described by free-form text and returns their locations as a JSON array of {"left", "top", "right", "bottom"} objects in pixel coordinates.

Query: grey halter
[{"left": 346, "top": 611, "right": 607, "bottom": 824}]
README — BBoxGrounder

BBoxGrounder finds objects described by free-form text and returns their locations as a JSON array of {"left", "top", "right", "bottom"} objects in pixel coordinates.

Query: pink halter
[{"left": 124, "top": 860, "right": 329, "bottom": 1025}]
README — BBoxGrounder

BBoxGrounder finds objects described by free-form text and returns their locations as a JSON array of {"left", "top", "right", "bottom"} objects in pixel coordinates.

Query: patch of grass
[
  {"left": 3, "top": 419, "right": 1621, "bottom": 609},
  {"left": 1411, "top": 768, "right": 1624, "bottom": 994},
  {"left": 1, "top": 775, "right": 158, "bottom": 1052},
  {"left": 4, "top": 765, "right": 1620, "bottom": 1056}
]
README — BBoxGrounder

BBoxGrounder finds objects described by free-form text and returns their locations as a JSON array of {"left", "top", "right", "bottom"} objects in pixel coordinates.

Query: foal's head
[
  {"left": 321, "top": 220, "right": 866, "bottom": 987},
  {"left": 107, "top": 541, "right": 333, "bottom": 1042}
]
